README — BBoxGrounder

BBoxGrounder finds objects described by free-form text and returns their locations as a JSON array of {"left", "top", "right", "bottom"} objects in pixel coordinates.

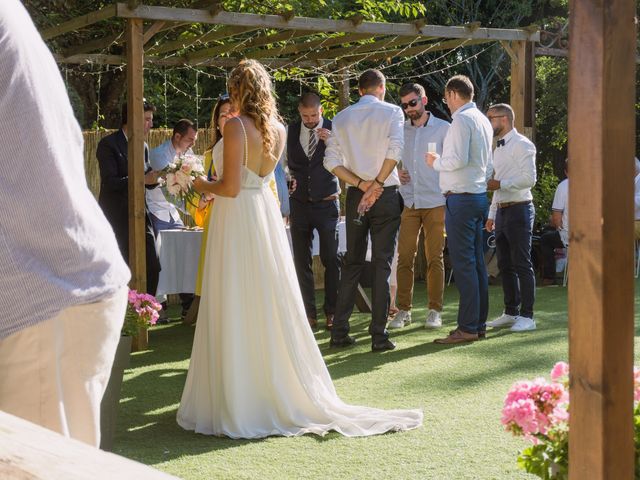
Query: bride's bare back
[{"left": 236, "top": 115, "right": 286, "bottom": 177}]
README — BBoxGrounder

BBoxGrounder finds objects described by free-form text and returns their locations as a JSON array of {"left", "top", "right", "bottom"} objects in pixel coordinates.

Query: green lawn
[{"left": 113, "top": 282, "right": 640, "bottom": 480}]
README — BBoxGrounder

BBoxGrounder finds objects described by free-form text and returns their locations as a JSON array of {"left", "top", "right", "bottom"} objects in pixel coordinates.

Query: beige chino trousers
[
  {"left": 396, "top": 205, "right": 446, "bottom": 312},
  {"left": 0, "top": 286, "right": 127, "bottom": 447}
]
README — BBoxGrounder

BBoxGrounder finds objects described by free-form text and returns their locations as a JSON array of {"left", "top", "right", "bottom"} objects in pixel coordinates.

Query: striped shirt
[{"left": 0, "top": 1, "right": 131, "bottom": 340}]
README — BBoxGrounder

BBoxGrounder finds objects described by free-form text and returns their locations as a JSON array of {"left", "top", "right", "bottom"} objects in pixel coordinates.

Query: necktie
[
  {"left": 307, "top": 128, "right": 317, "bottom": 158},
  {"left": 496, "top": 139, "right": 505, "bottom": 147}
]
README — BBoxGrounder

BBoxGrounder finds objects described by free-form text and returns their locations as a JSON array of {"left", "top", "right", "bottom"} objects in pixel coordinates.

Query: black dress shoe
[
  {"left": 371, "top": 339, "right": 396, "bottom": 352},
  {"left": 329, "top": 335, "right": 356, "bottom": 348}
]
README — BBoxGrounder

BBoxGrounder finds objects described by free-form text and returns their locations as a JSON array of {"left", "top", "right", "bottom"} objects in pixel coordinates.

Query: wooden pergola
[{"left": 41, "top": 2, "right": 636, "bottom": 478}]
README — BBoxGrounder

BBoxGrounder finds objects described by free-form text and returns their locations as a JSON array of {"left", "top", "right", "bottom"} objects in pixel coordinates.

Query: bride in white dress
[{"left": 177, "top": 59, "right": 422, "bottom": 439}]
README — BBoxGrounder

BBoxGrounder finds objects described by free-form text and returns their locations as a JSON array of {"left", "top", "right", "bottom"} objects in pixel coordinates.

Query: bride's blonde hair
[{"left": 227, "top": 59, "right": 281, "bottom": 161}]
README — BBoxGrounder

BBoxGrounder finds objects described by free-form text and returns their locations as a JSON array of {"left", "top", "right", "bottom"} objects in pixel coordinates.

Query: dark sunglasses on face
[{"left": 400, "top": 99, "right": 420, "bottom": 110}]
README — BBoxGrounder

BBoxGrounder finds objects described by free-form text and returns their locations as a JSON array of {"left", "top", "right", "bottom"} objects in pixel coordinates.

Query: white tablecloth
[{"left": 155, "top": 229, "right": 202, "bottom": 296}]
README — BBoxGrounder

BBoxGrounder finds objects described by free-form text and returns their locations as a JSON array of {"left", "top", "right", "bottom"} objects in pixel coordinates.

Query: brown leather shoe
[
  {"left": 435, "top": 328, "right": 478, "bottom": 344},
  {"left": 308, "top": 317, "right": 318, "bottom": 329},
  {"left": 325, "top": 314, "right": 334, "bottom": 330},
  {"left": 449, "top": 328, "right": 485, "bottom": 339}
]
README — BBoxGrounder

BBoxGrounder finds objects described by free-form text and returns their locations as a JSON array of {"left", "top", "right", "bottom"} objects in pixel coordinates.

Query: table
[{"left": 155, "top": 229, "right": 202, "bottom": 296}]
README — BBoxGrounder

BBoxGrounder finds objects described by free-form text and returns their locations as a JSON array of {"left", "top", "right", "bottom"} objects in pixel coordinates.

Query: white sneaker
[
  {"left": 487, "top": 313, "right": 518, "bottom": 328},
  {"left": 389, "top": 310, "right": 411, "bottom": 329},
  {"left": 510, "top": 316, "right": 536, "bottom": 332},
  {"left": 424, "top": 309, "right": 442, "bottom": 329}
]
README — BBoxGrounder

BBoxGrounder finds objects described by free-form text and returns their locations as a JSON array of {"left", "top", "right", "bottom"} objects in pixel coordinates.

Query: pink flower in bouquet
[
  {"left": 175, "top": 169, "right": 192, "bottom": 190},
  {"left": 123, "top": 290, "right": 162, "bottom": 336},
  {"left": 550, "top": 361, "right": 569, "bottom": 382},
  {"left": 165, "top": 172, "right": 182, "bottom": 196}
]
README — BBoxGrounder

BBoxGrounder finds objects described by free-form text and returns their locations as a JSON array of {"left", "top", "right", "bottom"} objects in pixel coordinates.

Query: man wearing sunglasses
[
  {"left": 426, "top": 75, "right": 493, "bottom": 344},
  {"left": 389, "top": 83, "right": 450, "bottom": 331}
]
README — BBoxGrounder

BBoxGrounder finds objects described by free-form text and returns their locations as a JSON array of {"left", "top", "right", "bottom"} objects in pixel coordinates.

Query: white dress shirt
[
  {"left": 634, "top": 173, "right": 640, "bottom": 220},
  {"left": 400, "top": 114, "right": 450, "bottom": 209},
  {"left": 324, "top": 95, "right": 403, "bottom": 187},
  {"left": 488, "top": 128, "right": 537, "bottom": 220},
  {"left": 552, "top": 178, "right": 569, "bottom": 246},
  {"left": 147, "top": 139, "right": 188, "bottom": 223},
  {"left": 433, "top": 102, "right": 493, "bottom": 194}
]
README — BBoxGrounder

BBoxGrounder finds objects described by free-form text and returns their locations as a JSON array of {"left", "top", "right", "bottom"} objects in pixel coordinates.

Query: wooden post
[
  {"left": 337, "top": 71, "right": 350, "bottom": 111},
  {"left": 508, "top": 40, "right": 530, "bottom": 135},
  {"left": 126, "top": 18, "right": 146, "bottom": 292},
  {"left": 567, "top": 1, "right": 636, "bottom": 479}
]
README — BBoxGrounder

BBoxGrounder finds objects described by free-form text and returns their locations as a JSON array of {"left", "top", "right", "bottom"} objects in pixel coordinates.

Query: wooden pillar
[
  {"left": 506, "top": 40, "right": 534, "bottom": 137},
  {"left": 567, "top": 1, "right": 636, "bottom": 479},
  {"left": 126, "top": 18, "right": 146, "bottom": 291},
  {"left": 338, "top": 72, "right": 350, "bottom": 111}
]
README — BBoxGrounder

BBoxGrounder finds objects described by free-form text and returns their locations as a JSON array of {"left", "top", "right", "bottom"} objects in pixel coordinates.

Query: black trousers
[
  {"left": 289, "top": 197, "right": 340, "bottom": 319},
  {"left": 331, "top": 187, "right": 402, "bottom": 344},
  {"left": 540, "top": 230, "right": 565, "bottom": 279}
]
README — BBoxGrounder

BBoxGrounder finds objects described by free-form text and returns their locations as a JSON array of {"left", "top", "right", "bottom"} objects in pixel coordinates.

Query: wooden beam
[
  {"left": 42, "top": 5, "right": 117, "bottom": 40},
  {"left": 304, "top": 35, "right": 425, "bottom": 61},
  {"left": 53, "top": 53, "right": 327, "bottom": 68},
  {"left": 186, "top": 29, "right": 312, "bottom": 61},
  {"left": 146, "top": 25, "right": 257, "bottom": 55},
  {"left": 143, "top": 21, "right": 167, "bottom": 45},
  {"left": 337, "top": 70, "right": 350, "bottom": 111},
  {"left": 347, "top": 37, "right": 492, "bottom": 63},
  {"left": 248, "top": 33, "right": 373, "bottom": 60},
  {"left": 115, "top": 4, "right": 539, "bottom": 41},
  {"left": 508, "top": 41, "right": 526, "bottom": 133},
  {"left": 64, "top": 32, "right": 122, "bottom": 57},
  {"left": 567, "top": 0, "right": 636, "bottom": 479},
  {"left": 126, "top": 18, "right": 147, "bottom": 292},
  {"left": 0, "top": 411, "right": 178, "bottom": 479}
]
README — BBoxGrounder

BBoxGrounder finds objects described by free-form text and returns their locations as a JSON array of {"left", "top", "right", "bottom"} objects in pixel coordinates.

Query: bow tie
[{"left": 496, "top": 139, "right": 505, "bottom": 147}]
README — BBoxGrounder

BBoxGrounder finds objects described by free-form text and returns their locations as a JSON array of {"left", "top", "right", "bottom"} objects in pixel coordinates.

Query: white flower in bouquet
[{"left": 162, "top": 153, "right": 205, "bottom": 203}]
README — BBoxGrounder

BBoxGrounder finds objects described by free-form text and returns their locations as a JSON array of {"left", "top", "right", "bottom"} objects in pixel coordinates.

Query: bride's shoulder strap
[{"left": 232, "top": 116, "right": 249, "bottom": 166}]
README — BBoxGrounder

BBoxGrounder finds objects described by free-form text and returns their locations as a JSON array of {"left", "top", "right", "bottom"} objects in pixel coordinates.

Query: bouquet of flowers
[
  {"left": 122, "top": 290, "right": 162, "bottom": 336},
  {"left": 162, "top": 153, "right": 205, "bottom": 205},
  {"left": 502, "top": 362, "right": 640, "bottom": 479}
]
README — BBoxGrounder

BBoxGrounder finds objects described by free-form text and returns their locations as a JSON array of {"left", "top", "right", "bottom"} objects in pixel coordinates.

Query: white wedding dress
[{"left": 177, "top": 120, "right": 422, "bottom": 438}]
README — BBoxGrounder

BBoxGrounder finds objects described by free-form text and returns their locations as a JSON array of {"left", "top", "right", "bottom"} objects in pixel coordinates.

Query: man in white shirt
[
  {"left": 390, "top": 83, "right": 450, "bottom": 330},
  {"left": 426, "top": 75, "right": 493, "bottom": 344},
  {"left": 324, "top": 69, "right": 404, "bottom": 352},
  {"left": 484, "top": 104, "right": 537, "bottom": 332},
  {"left": 540, "top": 161, "right": 569, "bottom": 285}
]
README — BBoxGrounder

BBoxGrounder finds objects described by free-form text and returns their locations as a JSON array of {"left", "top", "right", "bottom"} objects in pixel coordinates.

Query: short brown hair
[
  {"left": 173, "top": 118, "right": 196, "bottom": 137},
  {"left": 358, "top": 69, "right": 385, "bottom": 92},
  {"left": 399, "top": 83, "right": 425, "bottom": 98},
  {"left": 445, "top": 75, "right": 474, "bottom": 100},
  {"left": 487, "top": 103, "right": 514, "bottom": 124},
  {"left": 299, "top": 91, "right": 321, "bottom": 108}
]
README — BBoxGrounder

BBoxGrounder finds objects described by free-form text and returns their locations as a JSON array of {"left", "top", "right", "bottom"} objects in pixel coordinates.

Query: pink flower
[{"left": 550, "top": 362, "right": 569, "bottom": 382}]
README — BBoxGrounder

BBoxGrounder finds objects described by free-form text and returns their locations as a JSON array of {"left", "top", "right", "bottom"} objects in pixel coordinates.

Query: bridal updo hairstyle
[{"left": 227, "top": 59, "right": 281, "bottom": 162}]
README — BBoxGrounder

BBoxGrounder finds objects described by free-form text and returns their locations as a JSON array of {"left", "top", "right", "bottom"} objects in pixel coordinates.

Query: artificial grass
[{"left": 113, "top": 283, "right": 640, "bottom": 479}]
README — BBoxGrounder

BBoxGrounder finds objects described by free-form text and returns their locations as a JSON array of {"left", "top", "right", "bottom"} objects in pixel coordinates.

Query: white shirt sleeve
[
  {"left": 323, "top": 133, "right": 344, "bottom": 173},
  {"left": 552, "top": 180, "right": 568, "bottom": 213},
  {"left": 488, "top": 194, "right": 498, "bottom": 220},
  {"left": 433, "top": 116, "right": 470, "bottom": 172},
  {"left": 385, "top": 107, "right": 404, "bottom": 162}
]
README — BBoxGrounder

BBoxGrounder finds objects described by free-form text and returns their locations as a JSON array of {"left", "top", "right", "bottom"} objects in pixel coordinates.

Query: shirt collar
[
  {"left": 499, "top": 128, "right": 518, "bottom": 145},
  {"left": 452, "top": 101, "right": 476, "bottom": 118},
  {"left": 358, "top": 94, "right": 379, "bottom": 104},
  {"left": 405, "top": 112, "right": 433, "bottom": 129}
]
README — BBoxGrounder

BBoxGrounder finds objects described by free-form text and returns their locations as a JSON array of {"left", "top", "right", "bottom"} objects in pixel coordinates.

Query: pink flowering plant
[
  {"left": 123, "top": 290, "right": 162, "bottom": 336},
  {"left": 502, "top": 362, "right": 640, "bottom": 479},
  {"left": 161, "top": 153, "right": 205, "bottom": 205}
]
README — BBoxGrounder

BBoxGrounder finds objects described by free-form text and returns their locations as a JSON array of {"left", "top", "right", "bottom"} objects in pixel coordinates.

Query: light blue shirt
[
  {"left": 0, "top": 0, "right": 131, "bottom": 340},
  {"left": 400, "top": 114, "right": 450, "bottom": 209},
  {"left": 433, "top": 102, "right": 493, "bottom": 194},
  {"left": 149, "top": 139, "right": 178, "bottom": 171},
  {"left": 324, "top": 95, "right": 404, "bottom": 187}
]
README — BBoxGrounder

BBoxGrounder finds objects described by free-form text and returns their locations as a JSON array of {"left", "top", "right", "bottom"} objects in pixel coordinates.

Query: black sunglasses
[{"left": 400, "top": 99, "right": 420, "bottom": 110}]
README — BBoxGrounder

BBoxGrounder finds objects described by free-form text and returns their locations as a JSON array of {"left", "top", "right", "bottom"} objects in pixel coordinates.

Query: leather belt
[
  {"left": 444, "top": 191, "right": 473, "bottom": 197},
  {"left": 308, "top": 194, "right": 339, "bottom": 203},
  {"left": 497, "top": 199, "right": 532, "bottom": 209}
]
